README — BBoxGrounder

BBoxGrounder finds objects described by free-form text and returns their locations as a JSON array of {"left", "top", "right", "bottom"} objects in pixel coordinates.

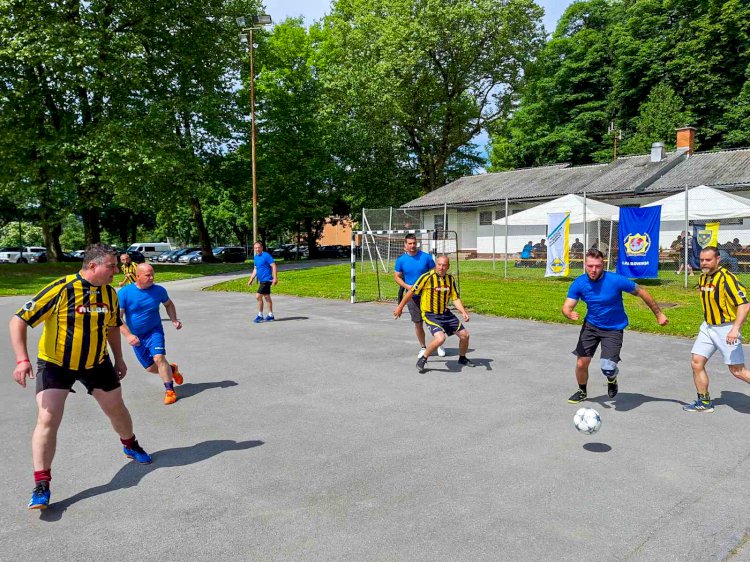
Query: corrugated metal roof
[
  {"left": 401, "top": 148, "right": 750, "bottom": 209},
  {"left": 644, "top": 149, "right": 750, "bottom": 193}
]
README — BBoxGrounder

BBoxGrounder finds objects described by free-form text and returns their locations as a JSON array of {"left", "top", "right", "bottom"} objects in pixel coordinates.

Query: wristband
[{"left": 16, "top": 358, "right": 30, "bottom": 365}]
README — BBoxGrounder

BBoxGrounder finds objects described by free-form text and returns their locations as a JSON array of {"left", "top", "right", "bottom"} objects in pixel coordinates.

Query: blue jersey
[
  {"left": 567, "top": 272, "right": 636, "bottom": 330},
  {"left": 118, "top": 283, "right": 169, "bottom": 336},
  {"left": 253, "top": 251, "right": 275, "bottom": 282},
  {"left": 394, "top": 251, "right": 436, "bottom": 285}
]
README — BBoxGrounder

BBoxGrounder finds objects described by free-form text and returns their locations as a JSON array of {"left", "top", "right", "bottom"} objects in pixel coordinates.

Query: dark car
[
  {"left": 28, "top": 251, "right": 84, "bottom": 263},
  {"left": 213, "top": 246, "right": 247, "bottom": 263},
  {"left": 167, "top": 247, "right": 199, "bottom": 263},
  {"left": 317, "top": 245, "right": 349, "bottom": 259},
  {"left": 271, "top": 244, "right": 294, "bottom": 258},
  {"left": 177, "top": 250, "right": 203, "bottom": 264}
]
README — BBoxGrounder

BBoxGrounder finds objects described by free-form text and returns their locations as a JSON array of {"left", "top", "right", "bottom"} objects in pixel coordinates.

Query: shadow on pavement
[
  {"left": 583, "top": 443, "right": 612, "bottom": 453},
  {"left": 587, "top": 392, "right": 685, "bottom": 412},
  {"left": 176, "top": 380, "right": 238, "bottom": 399},
  {"left": 423, "top": 358, "right": 494, "bottom": 374},
  {"left": 717, "top": 390, "right": 750, "bottom": 414},
  {"left": 263, "top": 316, "right": 309, "bottom": 322},
  {"left": 39, "top": 439, "right": 264, "bottom": 522}
]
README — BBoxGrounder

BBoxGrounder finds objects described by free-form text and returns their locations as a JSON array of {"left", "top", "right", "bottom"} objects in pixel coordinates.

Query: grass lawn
[
  {"left": 0, "top": 262, "right": 252, "bottom": 296},
  {"left": 207, "top": 261, "right": 741, "bottom": 339}
]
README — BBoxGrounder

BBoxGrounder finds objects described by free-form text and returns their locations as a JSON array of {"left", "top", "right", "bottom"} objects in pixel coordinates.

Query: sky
[{"left": 260, "top": 0, "right": 571, "bottom": 165}]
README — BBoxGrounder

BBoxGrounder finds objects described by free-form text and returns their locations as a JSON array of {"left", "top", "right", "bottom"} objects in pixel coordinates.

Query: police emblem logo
[
  {"left": 624, "top": 233, "right": 650, "bottom": 256},
  {"left": 697, "top": 230, "right": 713, "bottom": 247},
  {"left": 550, "top": 257, "right": 566, "bottom": 273}
]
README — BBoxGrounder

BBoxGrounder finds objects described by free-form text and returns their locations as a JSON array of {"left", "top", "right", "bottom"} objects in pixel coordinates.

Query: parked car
[
  {"left": 317, "top": 245, "right": 349, "bottom": 259},
  {"left": 127, "top": 242, "right": 173, "bottom": 260},
  {"left": 0, "top": 246, "right": 47, "bottom": 263},
  {"left": 69, "top": 249, "right": 86, "bottom": 259},
  {"left": 152, "top": 250, "right": 172, "bottom": 262},
  {"left": 213, "top": 246, "right": 247, "bottom": 263},
  {"left": 167, "top": 247, "right": 200, "bottom": 263},
  {"left": 178, "top": 250, "right": 203, "bottom": 264},
  {"left": 112, "top": 248, "right": 146, "bottom": 264},
  {"left": 271, "top": 244, "right": 295, "bottom": 258},
  {"left": 28, "top": 251, "right": 84, "bottom": 263}
]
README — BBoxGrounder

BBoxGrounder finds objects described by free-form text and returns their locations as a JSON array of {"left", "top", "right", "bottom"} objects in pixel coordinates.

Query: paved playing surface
[{"left": 1, "top": 268, "right": 749, "bottom": 561}]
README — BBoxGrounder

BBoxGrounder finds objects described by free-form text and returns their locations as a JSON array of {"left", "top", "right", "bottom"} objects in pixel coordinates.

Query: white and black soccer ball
[{"left": 573, "top": 407, "right": 602, "bottom": 435}]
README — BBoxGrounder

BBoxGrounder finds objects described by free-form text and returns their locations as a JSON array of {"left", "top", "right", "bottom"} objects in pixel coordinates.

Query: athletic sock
[
  {"left": 579, "top": 384, "right": 587, "bottom": 393},
  {"left": 164, "top": 381, "right": 174, "bottom": 391},
  {"left": 120, "top": 435, "right": 137, "bottom": 448},
  {"left": 699, "top": 392, "right": 711, "bottom": 403},
  {"left": 34, "top": 469, "right": 51, "bottom": 485},
  {"left": 459, "top": 355, "right": 466, "bottom": 360}
]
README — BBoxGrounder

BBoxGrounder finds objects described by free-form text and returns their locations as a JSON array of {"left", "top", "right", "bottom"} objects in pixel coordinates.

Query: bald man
[{"left": 118, "top": 264, "right": 185, "bottom": 405}]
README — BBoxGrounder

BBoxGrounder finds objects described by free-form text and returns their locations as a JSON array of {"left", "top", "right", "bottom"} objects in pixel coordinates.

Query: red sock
[
  {"left": 120, "top": 435, "right": 137, "bottom": 448},
  {"left": 34, "top": 469, "right": 51, "bottom": 484}
]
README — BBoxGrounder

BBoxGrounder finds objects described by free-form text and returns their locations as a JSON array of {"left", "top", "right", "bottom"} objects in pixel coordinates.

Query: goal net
[{"left": 350, "top": 229, "right": 460, "bottom": 303}]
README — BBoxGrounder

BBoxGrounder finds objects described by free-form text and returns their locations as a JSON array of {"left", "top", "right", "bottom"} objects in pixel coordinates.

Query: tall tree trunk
[
  {"left": 81, "top": 207, "right": 100, "bottom": 244},
  {"left": 190, "top": 195, "right": 214, "bottom": 262},
  {"left": 41, "top": 213, "right": 63, "bottom": 261}
]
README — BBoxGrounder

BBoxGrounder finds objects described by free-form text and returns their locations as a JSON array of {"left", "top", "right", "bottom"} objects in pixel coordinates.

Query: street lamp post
[{"left": 238, "top": 14, "right": 272, "bottom": 245}]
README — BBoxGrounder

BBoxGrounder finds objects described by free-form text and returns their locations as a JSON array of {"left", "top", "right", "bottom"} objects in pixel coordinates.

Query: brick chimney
[{"left": 676, "top": 126, "right": 696, "bottom": 154}]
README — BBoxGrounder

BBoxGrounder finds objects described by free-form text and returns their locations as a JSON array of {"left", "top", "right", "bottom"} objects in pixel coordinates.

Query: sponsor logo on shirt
[{"left": 76, "top": 303, "right": 110, "bottom": 314}]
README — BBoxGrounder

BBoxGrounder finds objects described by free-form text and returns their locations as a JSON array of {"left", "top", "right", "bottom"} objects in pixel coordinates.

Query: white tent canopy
[
  {"left": 643, "top": 185, "right": 750, "bottom": 220},
  {"left": 492, "top": 193, "right": 620, "bottom": 226}
]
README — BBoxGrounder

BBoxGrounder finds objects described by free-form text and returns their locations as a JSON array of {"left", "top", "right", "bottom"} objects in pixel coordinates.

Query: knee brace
[{"left": 600, "top": 358, "right": 619, "bottom": 378}]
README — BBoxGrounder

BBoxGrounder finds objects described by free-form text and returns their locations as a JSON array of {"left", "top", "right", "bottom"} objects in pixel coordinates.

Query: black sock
[
  {"left": 699, "top": 392, "right": 711, "bottom": 403},
  {"left": 579, "top": 384, "right": 587, "bottom": 393},
  {"left": 164, "top": 381, "right": 174, "bottom": 391}
]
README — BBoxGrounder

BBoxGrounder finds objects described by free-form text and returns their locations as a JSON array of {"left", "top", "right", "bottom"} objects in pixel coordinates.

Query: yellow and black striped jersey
[
  {"left": 412, "top": 270, "right": 460, "bottom": 315},
  {"left": 120, "top": 262, "right": 137, "bottom": 285},
  {"left": 698, "top": 267, "right": 749, "bottom": 325},
  {"left": 15, "top": 273, "right": 122, "bottom": 370}
]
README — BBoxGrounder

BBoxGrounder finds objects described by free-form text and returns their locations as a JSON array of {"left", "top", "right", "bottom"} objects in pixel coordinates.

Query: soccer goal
[{"left": 350, "top": 229, "right": 459, "bottom": 303}]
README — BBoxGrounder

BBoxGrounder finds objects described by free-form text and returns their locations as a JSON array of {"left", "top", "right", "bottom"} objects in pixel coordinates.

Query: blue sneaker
[
  {"left": 682, "top": 399, "right": 715, "bottom": 413},
  {"left": 265, "top": 314, "right": 275, "bottom": 322},
  {"left": 253, "top": 315, "right": 263, "bottom": 324},
  {"left": 28, "top": 482, "right": 50, "bottom": 510},
  {"left": 123, "top": 442, "right": 153, "bottom": 464}
]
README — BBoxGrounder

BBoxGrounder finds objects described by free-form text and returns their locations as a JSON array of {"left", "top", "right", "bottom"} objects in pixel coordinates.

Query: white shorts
[{"left": 691, "top": 321, "right": 745, "bottom": 365}]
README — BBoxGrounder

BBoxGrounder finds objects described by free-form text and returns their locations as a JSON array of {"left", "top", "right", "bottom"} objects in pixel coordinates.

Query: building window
[
  {"left": 479, "top": 211, "right": 493, "bottom": 225},
  {"left": 495, "top": 209, "right": 513, "bottom": 220},
  {"left": 434, "top": 214, "right": 447, "bottom": 231}
]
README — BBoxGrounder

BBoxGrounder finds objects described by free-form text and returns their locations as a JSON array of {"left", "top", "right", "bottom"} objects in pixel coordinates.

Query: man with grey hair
[{"left": 9, "top": 243, "right": 152, "bottom": 511}]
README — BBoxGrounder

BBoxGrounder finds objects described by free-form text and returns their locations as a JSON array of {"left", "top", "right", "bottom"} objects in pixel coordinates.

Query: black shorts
[
  {"left": 573, "top": 322, "right": 624, "bottom": 362},
  {"left": 423, "top": 311, "right": 465, "bottom": 337},
  {"left": 35, "top": 357, "right": 121, "bottom": 395},
  {"left": 257, "top": 281, "right": 272, "bottom": 295}
]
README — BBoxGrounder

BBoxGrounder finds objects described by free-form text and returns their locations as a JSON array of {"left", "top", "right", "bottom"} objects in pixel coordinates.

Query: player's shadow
[
  {"left": 263, "top": 316, "right": 308, "bottom": 322},
  {"left": 717, "top": 391, "right": 750, "bottom": 414},
  {"left": 39, "top": 439, "right": 264, "bottom": 522},
  {"left": 588, "top": 392, "right": 685, "bottom": 412},
  {"left": 175, "top": 380, "right": 238, "bottom": 399},
  {"left": 425, "top": 358, "right": 494, "bottom": 374}
]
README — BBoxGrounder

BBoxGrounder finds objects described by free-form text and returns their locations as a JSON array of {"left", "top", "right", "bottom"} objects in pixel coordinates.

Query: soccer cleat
[
  {"left": 416, "top": 356, "right": 427, "bottom": 373},
  {"left": 28, "top": 482, "right": 50, "bottom": 510},
  {"left": 163, "top": 389, "right": 177, "bottom": 405},
  {"left": 607, "top": 376, "right": 618, "bottom": 398},
  {"left": 265, "top": 314, "right": 275, "bottom": 321},
  {"left": 253, "top": 315, "right": 263, "bottom": 324},
  {"left": 417, "top": 347, "right": 426, "bottom": 359},
  {"left": 123, "top": 442, "right": 153, "bottom": 464},
  {"left": 682, "top": 399, "right": 715, "bottom": 413},
  {"left": 567, "top": 389, "right": 587, "bottom": 404},
  {"left": 170, "top": 363, "right": 183, "bottom": 385},
  {"left": 437, "top": 346, "right": 446, "bottom": 357},
  {"left": 458, "top": 356, "right": 476, "bottom": 367}
]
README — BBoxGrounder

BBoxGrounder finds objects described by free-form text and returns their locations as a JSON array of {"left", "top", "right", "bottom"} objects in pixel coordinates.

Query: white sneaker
[
  {"left": 437, "top": 346, "right": 446, "bottom": 357},
  {"left": 417, "top": 347, "right": 426, "bottom": 359}
]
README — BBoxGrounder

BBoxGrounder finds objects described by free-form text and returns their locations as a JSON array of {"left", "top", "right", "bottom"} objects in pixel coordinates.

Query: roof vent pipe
[{"left": 650, "top": 142, "right": 665, "bottom": 163}]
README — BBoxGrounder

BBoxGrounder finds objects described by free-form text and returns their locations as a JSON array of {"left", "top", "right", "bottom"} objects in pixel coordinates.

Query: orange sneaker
[
  {"left": 170, "top": 363, "right": 183, "bottom": 385},
  {"left": 164, "top": 389, "right": 177, "bottom": 405}
]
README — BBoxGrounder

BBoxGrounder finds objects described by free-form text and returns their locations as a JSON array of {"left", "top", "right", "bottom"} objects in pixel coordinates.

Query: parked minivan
[{"left": 127, "top": 242, "right": 172, "bottom": 260}]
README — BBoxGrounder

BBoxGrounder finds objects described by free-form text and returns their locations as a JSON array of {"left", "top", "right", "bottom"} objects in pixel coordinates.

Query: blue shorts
[
  {"left": 423, "top": 311, "right": 464, "bottom": 337},
  {"left": 132, "top": 329, "right": 166, "bottom": 369}
]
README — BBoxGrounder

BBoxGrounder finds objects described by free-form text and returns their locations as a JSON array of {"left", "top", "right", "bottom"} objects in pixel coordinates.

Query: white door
[{"left": 459, "top": 212, "right": 478, "bottom": 251}]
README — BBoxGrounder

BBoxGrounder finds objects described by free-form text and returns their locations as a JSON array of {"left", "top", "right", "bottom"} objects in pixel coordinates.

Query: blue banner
[{"left": 617, "top": 206, "right": 661, "bottom": 278}]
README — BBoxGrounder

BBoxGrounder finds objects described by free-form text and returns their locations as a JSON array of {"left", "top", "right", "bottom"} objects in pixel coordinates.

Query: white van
[{"left": 127, "top": 242, "right": 172, "bottom": 260}]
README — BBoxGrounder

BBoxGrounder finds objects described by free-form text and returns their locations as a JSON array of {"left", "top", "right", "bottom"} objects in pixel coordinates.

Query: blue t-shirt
[
  {"left": 566, "top": 271, "right": 637, "bottom": 330},
  {"left": 394, "top": 251, "right": 436, "bottom": 285},
  {"left": 118, "top": 284, "right": 169, "bottom": 336},
  {"left": 253, "top": 251, "right": 275, "bottom": 282},
  {"left": 521, "top": 244, "right": 532, "bottom": 259}
]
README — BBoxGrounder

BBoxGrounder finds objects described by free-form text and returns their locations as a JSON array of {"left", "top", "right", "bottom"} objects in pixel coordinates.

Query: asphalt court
[{"left": 0, "top": 270, "right": 749, "bottom": 561}]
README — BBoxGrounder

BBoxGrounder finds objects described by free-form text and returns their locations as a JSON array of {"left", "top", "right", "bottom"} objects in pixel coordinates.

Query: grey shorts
[
  {"left": 406, "top": 296, "right": 422, "bottom": 323},
  {"left": 691, "top": 321, "right": 745, "bottom": 365}
]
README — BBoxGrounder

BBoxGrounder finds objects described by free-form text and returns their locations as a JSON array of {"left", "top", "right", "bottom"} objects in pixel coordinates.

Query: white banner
[{"left": 546, "top": 212, "right": 570, "bottom": 277}]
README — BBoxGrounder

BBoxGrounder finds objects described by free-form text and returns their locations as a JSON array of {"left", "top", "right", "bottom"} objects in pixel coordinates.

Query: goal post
[{"left": 350, "top": 229, "right": 459, "bottom": 303}]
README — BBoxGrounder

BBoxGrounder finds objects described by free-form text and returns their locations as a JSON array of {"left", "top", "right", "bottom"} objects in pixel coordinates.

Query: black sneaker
[
  {"left": 416, "top": 357, "right": 427, "bottom": 373},
  {"left": 607, "top": 376, "right": 618, "bottom": 398},
  {"left": 458, "top": 357, "right": 476, "bottom": 367},
  {"left": 567, "top": 389, "right": 587, "bottom": 404}
]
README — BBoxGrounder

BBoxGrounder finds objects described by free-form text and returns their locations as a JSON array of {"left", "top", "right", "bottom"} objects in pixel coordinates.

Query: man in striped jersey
[
  {"left": 685, "top": 246, "right": 750, "bottom": 412},
  {"left": 9, "top": 243, "right": 152, "bottom": 510},
  {"left": 119, "top": 253, "right": 137, "bottom": 287},
  {"left": 394, "top": 255, "right": 474, "bottom": 373}
]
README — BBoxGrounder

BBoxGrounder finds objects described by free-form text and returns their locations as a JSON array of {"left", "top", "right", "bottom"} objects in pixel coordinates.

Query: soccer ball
[{"left": 573, "top": 407, "right": 602, "bottom": 435}]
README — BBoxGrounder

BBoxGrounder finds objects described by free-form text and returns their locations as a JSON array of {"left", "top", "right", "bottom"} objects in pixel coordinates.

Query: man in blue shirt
[
  {"left": 562, "top": 249, "right": 668, "bottom": 403},
  {"left": 119, "top": 264, "right": 184, "bottom": 405},
  {"left": 394, "top": 233, "right": 444, "bottom": 358},
  {"left": 248, "top": 241, "right": 278, "bottom": 323}
]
